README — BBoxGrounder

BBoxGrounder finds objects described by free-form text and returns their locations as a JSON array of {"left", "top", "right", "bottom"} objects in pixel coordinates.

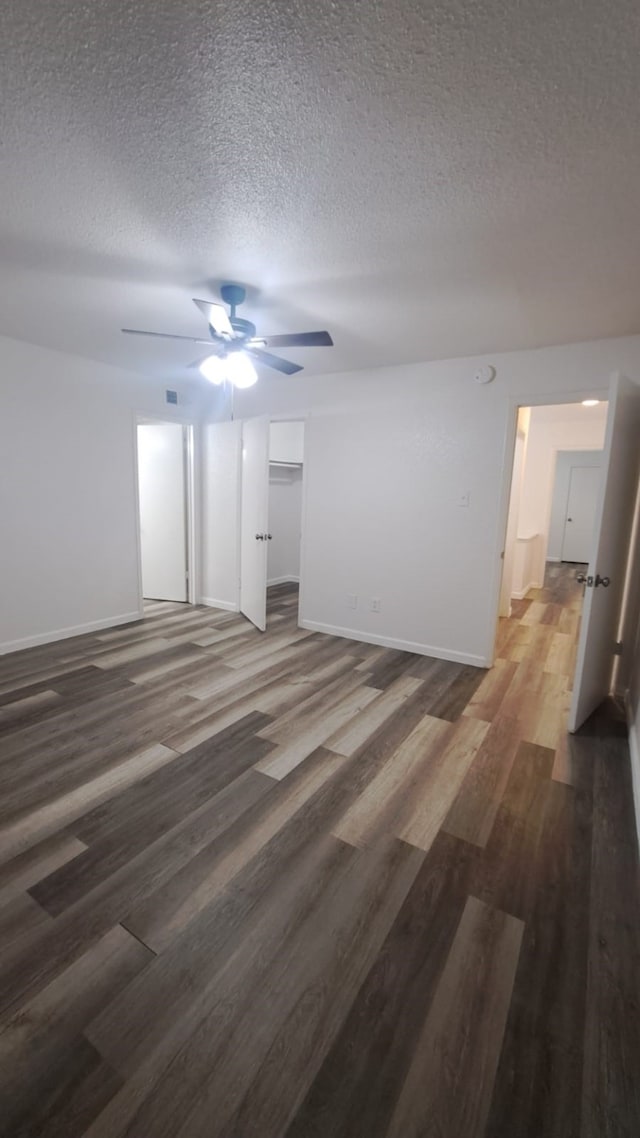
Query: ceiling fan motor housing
[
  {"left": 220, "top": 283, "right": 246, "bottom": 309},
  {"left": 216, "top": 284, "right": 255, "bottom": 343}
]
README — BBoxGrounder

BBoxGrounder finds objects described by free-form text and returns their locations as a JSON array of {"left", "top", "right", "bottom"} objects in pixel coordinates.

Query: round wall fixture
[{"left": 474, "top": 365, "right": 496, "bottom": 384}]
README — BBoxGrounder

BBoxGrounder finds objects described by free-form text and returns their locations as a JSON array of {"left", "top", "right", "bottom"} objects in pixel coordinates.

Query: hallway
[{"left": 0, "top": 573, "right": 638, "bottom": 1136}]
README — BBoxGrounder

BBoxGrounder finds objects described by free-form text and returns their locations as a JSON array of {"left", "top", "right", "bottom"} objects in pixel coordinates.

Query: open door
[
  {"left": 137, "top": 423, "right": 188, "bottom": 602},
  {"left": 240, "top": 417, "right": 270, "bottom": 631},
  {"left": 201, "top": 419, "right": 242, "bottom": 611},
  {"left": 569, "top": 375, "right": 640, "bottom": 731}
]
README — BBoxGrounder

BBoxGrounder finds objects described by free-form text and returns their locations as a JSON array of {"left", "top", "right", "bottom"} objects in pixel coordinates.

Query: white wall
[
  {"left": 548, "top": 450, "right": 603, "bottom": 562},
  {"left": 4, "top": 329, "right": 640, "bottom": 667},
  {"left": 199, "top": 419, "right": 242, "bottom": 611},
  {"left": 268, "top": 467, "right": 303, "bottom": 584},
  {"left": 218, "top": 335, "right": 640, "bottom": 666},
  {"left": 0, "top": 334, "right": 201, "bottom": 652},
  {"left": 518, "top": 402, "right": 608, "bottom": 584}
]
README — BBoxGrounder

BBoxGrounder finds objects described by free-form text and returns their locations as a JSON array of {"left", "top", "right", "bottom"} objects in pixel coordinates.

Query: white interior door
[
  {"left": 561, "top": 465, "right": 601, "bottom": 562},
  {"left": 499, "top": 410, "right": 529, "bottom": 617},
  {"left": 137, "top": 423, "right": 187, "bottom": 602},
  {"left": 240, "top": 417, "right": 270, "bottom": 631},
  {"left": 201, "top": 420, "right": 242, "bottom": 610},
  {"left": 569, "top": 375, "right": 640, "bottom": 731}
]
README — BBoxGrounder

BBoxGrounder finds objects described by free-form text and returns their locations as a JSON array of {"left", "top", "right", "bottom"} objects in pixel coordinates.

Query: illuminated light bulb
[
  {"left": 226, "top": 353, "right": 258, "bottom": 388},
  {"left": 199, "top": 355, "right": 225, "bottom": 385},
  {"left": 581, "top": 399, "right": 600, "bottom": 407}
]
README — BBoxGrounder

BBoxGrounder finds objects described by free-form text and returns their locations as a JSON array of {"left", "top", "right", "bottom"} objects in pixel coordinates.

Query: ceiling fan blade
[
  {"left": 260, "top": 331, "right": 333, "bottom": 348},
  {"left": 193, "top": 299, "right": 234, "bottom": 338},
  {"left": 122, "top": 328, "right": 217, "bottom": 345},
  {"left": 247, "top": 347, "right": 303, "bottom": 375}
]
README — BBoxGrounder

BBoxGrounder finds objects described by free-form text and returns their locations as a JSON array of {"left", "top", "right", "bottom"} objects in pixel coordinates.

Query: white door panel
[
  {"left": 137, "top": 423, "right": 187, "bottom": 602},
  {"left": 569, "top": 376, "right": 640, "bottom": 731},
  {"left": 561, "top": 465, "right": 601, "bottom": 563},
  {"left": 201, "top": 420, "right": 242, "bottom": 610},
  {"left": 240, "top": 417, "right": 270, "bottom": 631}
]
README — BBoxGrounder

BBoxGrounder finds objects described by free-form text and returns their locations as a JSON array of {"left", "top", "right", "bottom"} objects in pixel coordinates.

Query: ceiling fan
[{"left": 122, "top": 284, "right": 333, "bottom": 387}]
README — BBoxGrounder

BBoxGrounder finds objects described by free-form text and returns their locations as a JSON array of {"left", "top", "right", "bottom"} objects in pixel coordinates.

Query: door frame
[
  {"left": 489, "top": 381, "right": 611, "bottom": 665},
  {"left": 133, "top": 416, "right": 198, "bottom": 611},
  {"left": 268, "top": 414, "right": 309, "bottom": 628}
]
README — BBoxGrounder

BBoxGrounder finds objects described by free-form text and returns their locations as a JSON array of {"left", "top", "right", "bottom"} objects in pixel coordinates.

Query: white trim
[
  {"left": 546, "top": 556, "right": 561, "bottom": 562},
  {"left": 298, "top": 418, "right": 310, "bottom": 630},
  {"left": 200, "top": 596, "right": 240, "bottom": 613},
  {"left": 267, "top": 575, "right": 300, "bottom": 586},
  {"left": 185, "top": 423, "right": 198, "bottom": 605},
  {"left": 624, "top": 692, "right": 640, "bottom": 857},
  {"left": 299, "top": 619, "right": 488, "bottom": 668},
  {"left": 0, "top": 611, "right": 142, "bottom": 655},
  {"left": 131, "top": 413, "right": 144, "bottom": 614},
  {"left": 511, "top": 579, "right": 543, "bottom": 599}
]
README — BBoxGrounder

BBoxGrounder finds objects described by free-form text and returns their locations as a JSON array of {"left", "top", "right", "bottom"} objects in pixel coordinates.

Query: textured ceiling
[{"left": 2, "top": 0, "right": 640, "bottom": 381}]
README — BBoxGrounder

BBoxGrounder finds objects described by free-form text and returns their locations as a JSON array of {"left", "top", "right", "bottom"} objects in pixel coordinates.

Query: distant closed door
[
  {"left": 561, "top": 465, "right": 601, "bottom": 562},
  {"left": 137, "top": 423, "right": 188, "bottom": 601}
]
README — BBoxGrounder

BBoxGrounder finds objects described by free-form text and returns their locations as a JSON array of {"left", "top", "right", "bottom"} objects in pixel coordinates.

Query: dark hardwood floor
[{"left": 0, "top": 566, "right": 638, "bottom": 1137}]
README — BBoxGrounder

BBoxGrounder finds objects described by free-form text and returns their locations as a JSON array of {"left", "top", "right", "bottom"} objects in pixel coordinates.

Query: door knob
[
  {"left": 567, "top": 517, "right": 573, "bottom": 522},
  {"left": 266, "top": 533, "right": 273, "bottom": 540},
  {"left": 255, "top": 533, "right": 264, "bottom": 540},
  {"left": 576, "top": 572, "right": 610, "bottom": 588}
]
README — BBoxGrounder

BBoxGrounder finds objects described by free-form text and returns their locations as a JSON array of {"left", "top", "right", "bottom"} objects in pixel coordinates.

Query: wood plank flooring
[{"left": 0, "top": 567, "right": 638, "bottom": 1137}]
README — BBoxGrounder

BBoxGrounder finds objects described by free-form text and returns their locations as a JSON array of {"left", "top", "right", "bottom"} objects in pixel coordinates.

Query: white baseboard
[
  {"left": 624, "top": 692, "right": 640, "bottom": 858},
  {"left": 546, "top": 556, "right": 561, "bottom": 563},
  {"left": 299, "top": 619, "right": 489, "bottom": 668},
  {"left": 511, "top": 579, "right": 543, "bottom": 600},
  {"left": 199, "top": 596, "right": 239, "bottom": 613},
  {"left": 0, "top": 610, "right": 143, "bottom": 656},
  {"left": 267, "top": 576, "right": 300, "bottom": 587}
]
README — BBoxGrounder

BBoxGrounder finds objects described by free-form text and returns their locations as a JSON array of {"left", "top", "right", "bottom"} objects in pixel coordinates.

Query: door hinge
[{"left": 613, "top": 641, "right": 623, "bottom": 656}]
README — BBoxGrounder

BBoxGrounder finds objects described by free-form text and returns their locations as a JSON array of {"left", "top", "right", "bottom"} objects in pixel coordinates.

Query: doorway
[
  {"left": 239, "top": 418, "right": 305, "bottom": 632},
  {"left": 498, "top": 401, "right": 607, "bottom": 622},
  {"left": 496, "top": 379, "right": 640, "bottom": 734},
  {"left": 495, "top": 399, "right": 608, "bottom": 744},
  {"left": 136, "top": 421, "right": 194, "bottom": 604}
]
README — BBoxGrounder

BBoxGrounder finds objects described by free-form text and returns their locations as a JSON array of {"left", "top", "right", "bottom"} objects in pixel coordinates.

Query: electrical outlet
[
  {"left": 370, "top": 598, "right": 381, "bottom": 613},
  {"left": 346, "top": 594, "right": 357, "bottom": 609}
]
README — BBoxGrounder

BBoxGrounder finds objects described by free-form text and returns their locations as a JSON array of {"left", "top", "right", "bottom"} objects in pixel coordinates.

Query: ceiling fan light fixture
[
  {"left": 199, "top": 354, "right": 226, "bottom": 385},
  {"left": 123, "top": 284, "right": 333, "bottom": 377}
]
